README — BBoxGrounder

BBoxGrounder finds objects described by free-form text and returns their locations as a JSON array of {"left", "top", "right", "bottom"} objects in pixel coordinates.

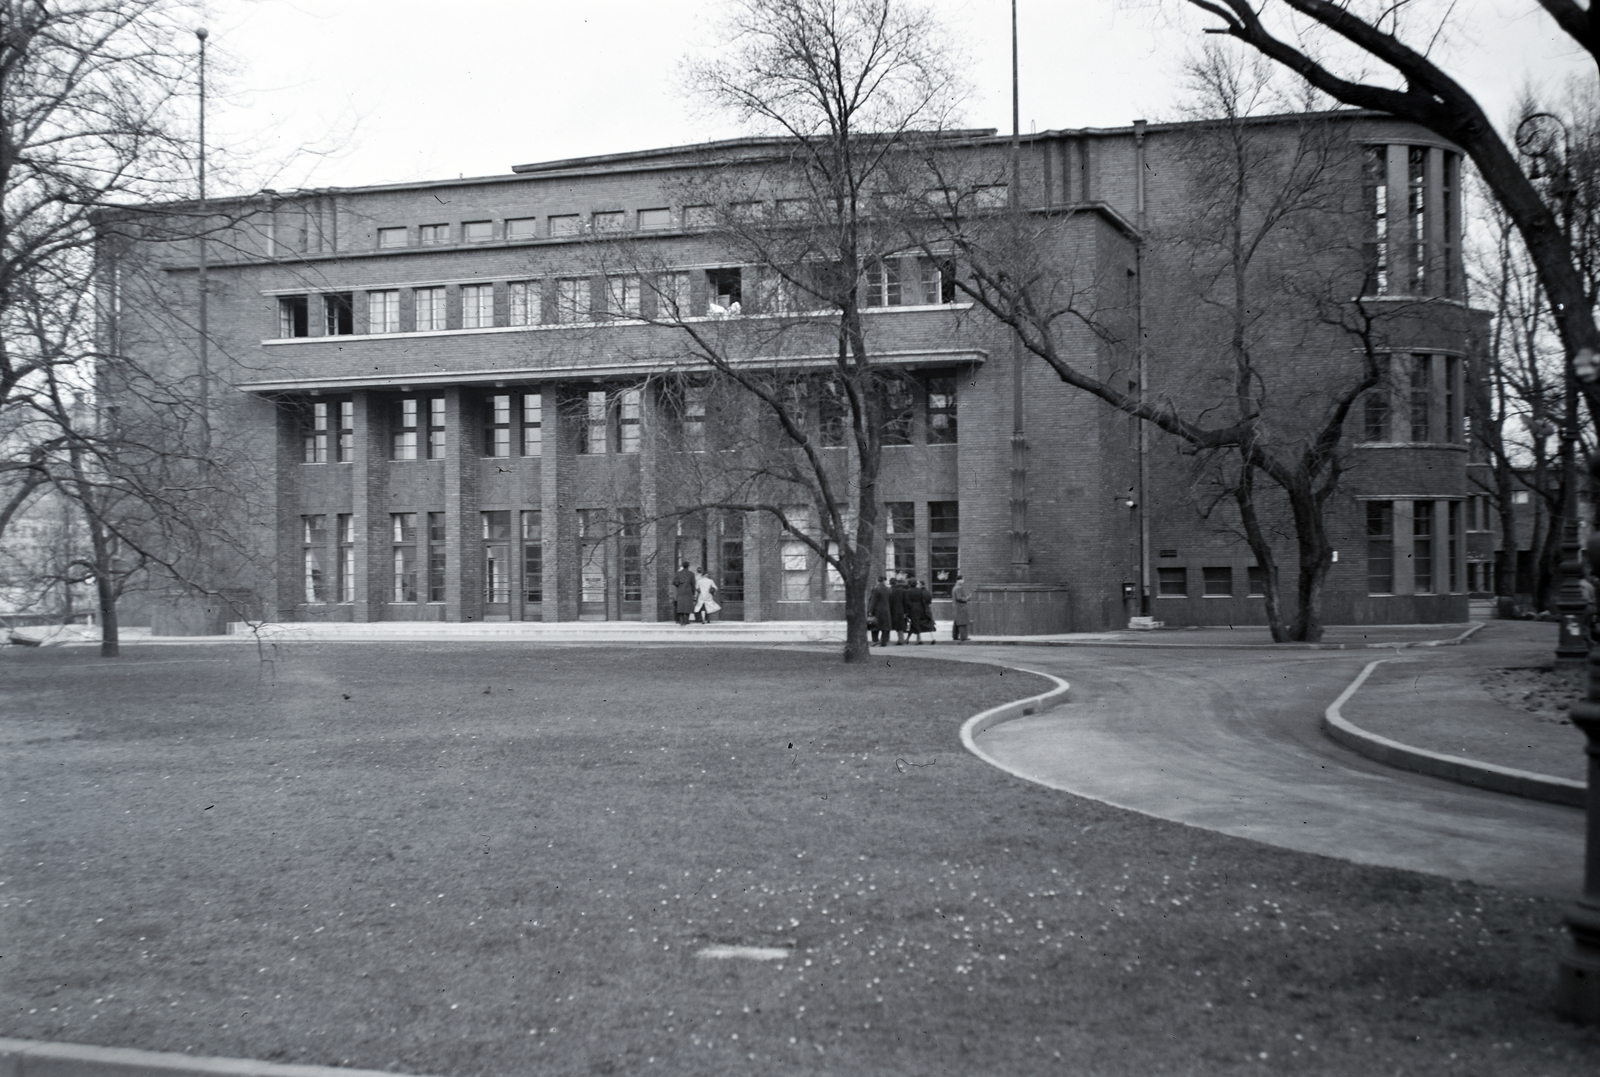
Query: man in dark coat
[
  {"left": 888, "top": 576, "right": 908, "bottom": 645},
  {"left": 672, "top": 561, "right": 697, "bottom": 625},
  {"left": 904, "top": 578, "right": 933, "bottom": 644},
  {"left": 868, "top": 575, "right": 892, "bottom": 646}
]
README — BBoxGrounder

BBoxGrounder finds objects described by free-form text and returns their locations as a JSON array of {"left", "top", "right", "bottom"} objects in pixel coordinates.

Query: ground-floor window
[
  {"left": 392, "top": 513, "right": 418, "bottom": 602},
  {"left": 621, "top": 508, "right": 642, "bottom": 602},
  {"left": 1413, "top": 500, "right": 1435, "bottom": 594},
  {"left": 483, "top": 510, "right": 511, "bottom": 603},
  {"left": 1202, "top": 566, "right": 1233, "bottom": 596},
  {"left": 302, "top": 514, "right": 328, "bottom": 602},
  {"left": 522, "top": 510, "right": 542, "bottom": 603},
  {"left": 929, "top": 501, "right": 959, "bottom": 596},
  {"left": 782, "top": 505, "right": 812, "bottom": 600},
  {"left": 337, "top": 513, "right": 355, "bottom": 603},
  {"left": 427, "top": 513, "right": 446, "bottom": 602},
  {"left": 885, "top": 501, "right": 915, "bottom": 580},
  {"left": 1157, "top": 566, "right": 1187, "bottom": 597},
  {"left": 1366, "top": 501, "right": 1394, "bottom": 595}
]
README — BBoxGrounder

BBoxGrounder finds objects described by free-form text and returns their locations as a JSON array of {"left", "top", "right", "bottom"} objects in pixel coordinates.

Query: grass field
[{"left": 2, "top": 642, "right": 1598, "bottom": 1076}]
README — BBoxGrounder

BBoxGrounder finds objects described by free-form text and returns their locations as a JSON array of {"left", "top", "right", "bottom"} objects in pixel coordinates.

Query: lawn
[{"left": 2, "top": 642, "right": 1597, "bottom": 1076}]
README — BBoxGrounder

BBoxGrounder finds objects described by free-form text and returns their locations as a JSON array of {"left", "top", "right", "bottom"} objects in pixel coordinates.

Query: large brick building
[{"left": 105, "top": 110, "right": 1485, "bottom": 630}]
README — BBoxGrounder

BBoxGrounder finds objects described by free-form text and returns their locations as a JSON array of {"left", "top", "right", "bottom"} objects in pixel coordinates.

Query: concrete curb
[
  {"left": 1321, "top": 658, "right": 1587, "bottom": 808},
  {"left": 958, "top": 667, "right": 1071, "bottom": 759},
  {"left": 0, "top": 1038, "right": 439, "bottom": 1077},
  {"left": 973, "top": 622, "right": 1485, "bottom": 651}
]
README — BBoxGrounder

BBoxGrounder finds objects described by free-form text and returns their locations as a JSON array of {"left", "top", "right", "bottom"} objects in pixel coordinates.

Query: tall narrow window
[
  {"left": 782, "top": 505, "right": 812, "bottom": 600},
  {"left": 918, "top": 257, "right": 956, "bottom": 304},
  {"left": 1362, "top": 145, "right": 1388, "bottom": 295},
  {"left": 1413, "top": 500, "right": 1435, "bottom": 593},
  {"left": 720, "top": 512, "right": 745, "bottom": 601},
  {"left": 886, "top": 501, "right": 916, "bottom": 579},
  {"left": 522, "top": 510, "right": 542, "bottom": 604},
  {"left": 485, "top": 395, "right": 512, "bottom": 457},
  {"left": 508, "top": 280, "right": 540, "bottom": 326},
  {"left": 428, "top": 512, "right": 446, "bottom": 602},
  {"left": 324, "top": 293, "right": 354, "bottom": 335},
  {"left": 337, "top": 513, "right": 355, "bottom": 603},
  {"left": 368, "top": 290, "right": 400, "bottom": 334},
  {"left": 337, "top": 400, "right": 354, "bottom": 462},
  {"left": 302, "top": 515, "right": 328, "bottom": 602},
  {"left": 658, "top": 271, "right": 693, "bottom": 319},
  {"left": 866, "top": 259, "right": 902, "bottom": 307},
  {"left": 1409, "top": 354, "right": 1432, "bottom": 442},
  {"left": 391, "top": 512, "right": 418, "bottom": 602},
  {"left": 461, "top": 283, "right": 493, "bottom": 329},
  {"left": 682, "top": 384, "right": 707, "bottom": 452},
  {"left": 926, "top": 375, "right": 957, "bottom": 444},
  {"left": 581, "top": 391, "right": 608, "bottom": 454},
  {"left": 1445, "top": 355, "right": 1461, "bottom": 443},
  {"left": 427, "top": 397, "right": 446, "bottom": 459},
  {"left": 305, "top": 401, "right": 329, "bottom": 463},
  {"left": 1408, "top": 147, "right": 1427, "bottom": 294},
  {"left": 819, "top": 378, "right": 848, "bottom": 447},
  {"left": 619, "top": 388, "right": 642, "bottom": 453},
  {"left": 1363, "top": 356, "right": 1392, "bottom": 441},
  {"left": 414, "top": 286, "right": 446, "bottom": 332},
  {"left": 279, "top": 295, "right": 309, "bottom": 338},
  {"left": 929, "top": 500, "right": 959, "bottom": 597},
  {"left": 1367, "top": 501, "right": 1394, "bottom": 594},
  {"left": 882, "top": 378, "right": 916, "bottom": 446},
  {"left": 522, "top": 393, "right": 542, "bottom": 456},
  {"left": 482, "top": 511, "right": 511, "bottom": 604},
  {"left": 621, "top": 509, "right": 642, "bottom": 602},
  {"left": 393, "top": 398, "right": 418, "bottom": 460},
  {"left": 556, "top": 277, "right": 589, "bottom": 323},
  {"left": 1448, "top": 499, "right": 1462, "bottom": 593}
]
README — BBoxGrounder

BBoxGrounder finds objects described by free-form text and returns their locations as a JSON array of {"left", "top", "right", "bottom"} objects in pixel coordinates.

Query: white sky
[{"left": 197, "top": 0, "right": 1594, "bottom": 194}]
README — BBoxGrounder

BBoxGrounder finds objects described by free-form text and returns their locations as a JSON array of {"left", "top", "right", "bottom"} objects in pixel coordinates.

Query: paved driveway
[{"left": 914, "top": 641, "right": 1587, "bottom": 897}]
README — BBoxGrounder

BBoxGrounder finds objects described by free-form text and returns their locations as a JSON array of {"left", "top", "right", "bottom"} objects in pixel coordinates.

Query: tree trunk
[
  {"left": 1233, "top": 466, "right": 1290, "bottom": 642},
  {"left": 95, "top": 569, "right": 119, "bottom": 659},
  {"left": 1286, "top": 486, "right": 1331, "bottom": 642}
]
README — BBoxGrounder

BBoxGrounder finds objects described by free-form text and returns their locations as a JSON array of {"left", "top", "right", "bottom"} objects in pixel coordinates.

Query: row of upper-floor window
[
  {"left": 1360, "top": 143, "right": 1462, "bottom": 299},
  {"left": 272, "top": 258, "right": 958, "bottom": 339},
  {"left": 1359, "top": 353, "right": 1466, "bottom": 445},
  {"left": 297, "top": 375, "right": 959, "bottom": 464},
  {"left": 363, "top": 190, "right": 1010, "bottom": 251}
]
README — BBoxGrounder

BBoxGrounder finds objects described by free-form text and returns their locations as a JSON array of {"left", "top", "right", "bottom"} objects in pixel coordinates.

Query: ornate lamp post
[{"left": 1515, "top": 112, "right": 1590, "bottom": 668}]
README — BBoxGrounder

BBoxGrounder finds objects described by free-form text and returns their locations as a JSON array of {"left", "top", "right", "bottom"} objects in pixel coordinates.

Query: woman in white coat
[{"left": 693, "top": 568, "right": 721, "bottom": 624}]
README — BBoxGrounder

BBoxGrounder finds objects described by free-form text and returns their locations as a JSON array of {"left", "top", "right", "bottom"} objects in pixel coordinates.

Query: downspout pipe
[{"left": 1133, "top": 119, "right": 1149, "bottom": 618}]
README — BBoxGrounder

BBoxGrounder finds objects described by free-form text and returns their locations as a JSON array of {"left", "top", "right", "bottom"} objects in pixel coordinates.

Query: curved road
[{"left": 914, "top": 638, "right": 1586, "bottom": 897}]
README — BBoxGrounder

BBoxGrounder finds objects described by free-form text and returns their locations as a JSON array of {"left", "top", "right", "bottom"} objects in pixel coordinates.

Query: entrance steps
[{"left": 226, "top": 620, "right": 856, "bottom": 645}]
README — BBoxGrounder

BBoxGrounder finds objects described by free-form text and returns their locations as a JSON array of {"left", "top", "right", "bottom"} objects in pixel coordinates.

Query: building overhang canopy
[{"left": 236, "top": 349, "right": 986, "bottom": 396}]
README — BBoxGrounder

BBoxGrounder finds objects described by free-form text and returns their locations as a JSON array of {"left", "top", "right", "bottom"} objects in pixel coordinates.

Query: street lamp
[{"left": 1515, "top": 112, "right": 1590, "bottom": 668}]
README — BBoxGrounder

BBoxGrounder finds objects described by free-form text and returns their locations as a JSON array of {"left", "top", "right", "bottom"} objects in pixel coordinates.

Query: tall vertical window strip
[
  {"left": 522, "top": 510, "right": 542, "bottom": 604},
  {"left": 929, "top": 500, "right": 959, "bottom": 596},
  {"left": 391, "top": 512, "right": 418, "bottom": 602},
  {"left": 337, "top": 401, "right": 354, "bottom": 462},
  {"left": 926, "top": 376, "right": 957, "bottom": 444},
  {"left": 1366, "top": 501, "right": 1394, "bottom": 594},
  {"left": 1445, "top": 355, "right": 1461, "bottom": 442},
  {"left": 414, "top": 287, "right": 446, "bottom": 331},
  {"left": 485, "top": 395, "right": 511, "bottom": 457},
  {"left": 482, "top": 511, "right": 511, "bottom": 604},
  {"left": 1442, "top": 153, "right": 1457, "bottom": 295},
  {"left": 368, "top": 290, "right": 399, "bottom": 334},
  {"left": 508, "top": 280, "right": 539, "bottom": 326},
  {"left": 1448, "top": 499, "right": 1462, "bottom": 593},
  {"left": 1362, "top": 145, "right": 1388, "bottom": 295},
  {"left": 882, "top": 379, "right": 915, "bottom": 446},
  {"left": 427, "top": 398, "right": 446, "bottom": 459},
  {"left": 885, "top": 501, "right": 916, "bottom": 579},
  {"left": 337, "top": 514, "right": 355, "bottom": 603},
  {"left": 720, "top": 512, "right": 745, "bottom": 602},
  {"left": 1363, "top": 355, "right": 1391, "bottom": 441},
  {"left": 621, "top": 509, "right": 642, "bottom": 602},
  {"left": 522, "top": 393, "right": 542, "bottom": 456},
  {"left": 1413, "top": 500, "right": 1435, "bottom": 593},
  {"left": 428, "top": 513, "right": 446, "bottom": 602},
  {"left": 619, "top": 388, "right": 642, "bottom": 453},
  {"left": 682, "top": 384, "right": 707, "bottom": 452},
  {"left": 1408, "top": 146, "right": 1427, "bottom": 294},
  {"left": 393, "top": 398, "right": 418, "bottom": 460},
  {"left": 782, "top": 506, "right": 812, "bottom": 600},
  {"left": 583, "top": 390, "right": 608, "bottom": 454},
  {"left": 1409, "top": 354, "right": 1432, "bottom": 442},
  {"left": 302, "top": 515, "right": 328, "bottom": 602},
  {"left": 461, "top": 283, "right": 493, "bottom": 329},
  {"left": 305, "top": 402, "right": 329, "bottom": 463}
]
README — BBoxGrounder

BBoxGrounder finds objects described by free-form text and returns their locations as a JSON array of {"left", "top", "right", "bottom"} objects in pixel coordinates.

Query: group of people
[
  {"left": 671, "top": 561, "right": 721, "bottom": 624},
  {"left": 868, "top": 572, "right": 972, "bottom": 645}
]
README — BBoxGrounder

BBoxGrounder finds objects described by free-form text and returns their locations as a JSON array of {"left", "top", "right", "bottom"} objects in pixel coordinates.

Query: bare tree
[{"left": 584, "top": 0, "right": 964, "bottom": 661}]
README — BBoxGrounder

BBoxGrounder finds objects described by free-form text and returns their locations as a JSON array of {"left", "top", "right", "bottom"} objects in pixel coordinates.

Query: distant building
[{"left": 102, "top": 111, "right": 1484, "bottom": 630}]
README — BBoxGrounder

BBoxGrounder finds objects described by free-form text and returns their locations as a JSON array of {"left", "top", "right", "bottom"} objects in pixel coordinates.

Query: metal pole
[
  {"left": 195, "top": 27, "right": 210, "bottom": 457},
  {"left": 1133, "top": 119, "right": 1149, "bottom": 617},
  {"left": 1007, "top": 0, "right": 1029, "bottom": 582}
]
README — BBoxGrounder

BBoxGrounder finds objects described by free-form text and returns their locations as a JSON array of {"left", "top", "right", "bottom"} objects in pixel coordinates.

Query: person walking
[
  {"left": 904, "top": 578, "right": 930, "bottom": 645},
  {"left": 950, "top": 572, "right": 971, "bottom": 642},
  {"left": 672, "top": 561, "right": 697, "bottom": 625},
  {"left": 888, "top": 575, "right": 909, "bottom": 645},
  {"left": 868, "top": 575, "right": 892, "bottom": 646},
  {"left": 693, "top": 567, "right": 721, "bottom": 624}
]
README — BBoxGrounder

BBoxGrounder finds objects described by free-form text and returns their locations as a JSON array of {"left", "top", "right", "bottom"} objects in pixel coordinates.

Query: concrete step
[{"left": 227, "top": 620, "right": 862, "bottom": 644}]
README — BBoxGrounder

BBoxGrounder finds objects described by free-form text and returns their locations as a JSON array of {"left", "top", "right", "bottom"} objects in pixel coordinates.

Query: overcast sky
[{"left": 198, "top": 0, "right": 1593, "bottom": 194}]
